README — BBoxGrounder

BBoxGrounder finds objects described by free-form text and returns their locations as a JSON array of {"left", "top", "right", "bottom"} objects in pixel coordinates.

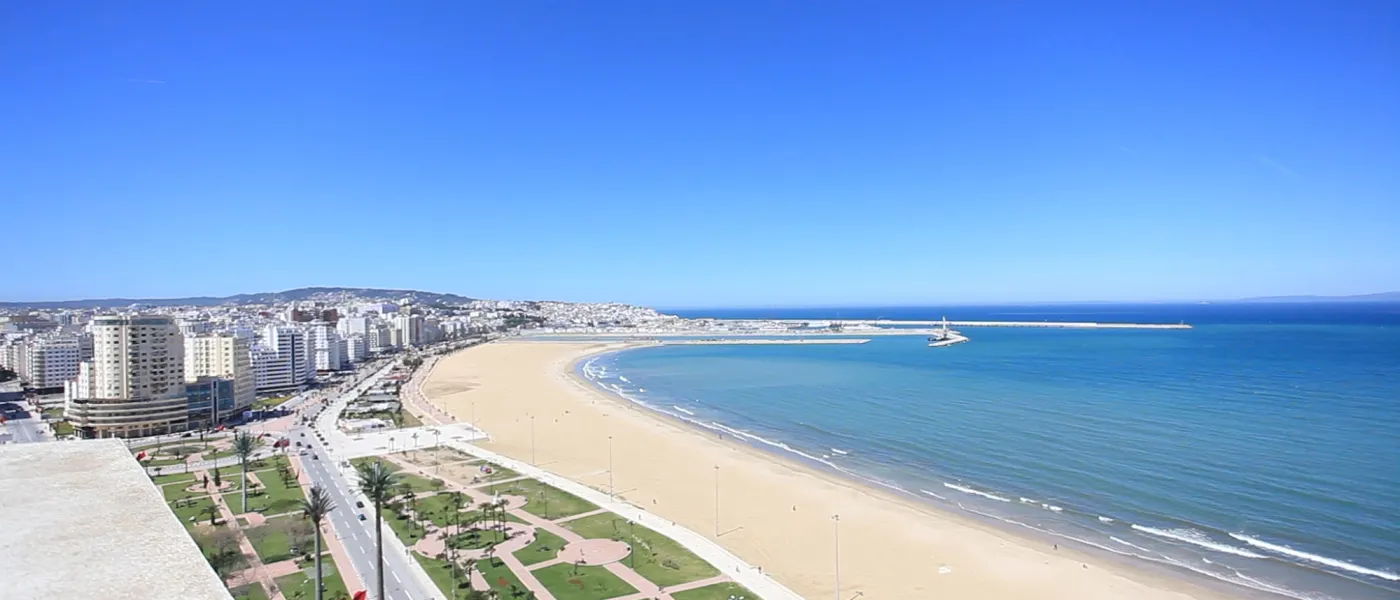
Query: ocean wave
[
  {"left": 1042, "top": 503, "right": 1063, "bottom": 512},
  {"left": 943, "top": 482, "right": 1012, "bottom": 502},
  {"left": 1098, "top": 516, "right": 1114, "bottom": 523},
  {"left": 619, "top": 376, "right": 630, "bottom": 383},
  {"left": 1019, "top": 497, "right": 1036, "bottom": 504},
  {"left": 920, "top": 489, "right": 948, "bottom": 500},
  {"left": 830, "top": 448, "right": 849, "bottom": 455},
  {"left": 1230, "top": 533, "right": 1400, "bottom": 581},
  {"left": 1110, "top": 536, "right": 1156, "bottom": 554},
  {"left": 673, "top": 406, "right": 695, "bottom": 416},
  {"left": 1131, "top": 526, "right": 1265, "bottom": 558}
]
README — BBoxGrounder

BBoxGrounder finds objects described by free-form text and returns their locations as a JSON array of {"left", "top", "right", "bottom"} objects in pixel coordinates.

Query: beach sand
[{"left": 422, "top": 340, "right": 1239, "bottom": 600}]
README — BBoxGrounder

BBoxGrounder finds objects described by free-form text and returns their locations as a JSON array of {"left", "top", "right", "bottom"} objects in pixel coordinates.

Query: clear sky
[{"left": 2, "top": 2, "right": 1397, "bottom": 307}]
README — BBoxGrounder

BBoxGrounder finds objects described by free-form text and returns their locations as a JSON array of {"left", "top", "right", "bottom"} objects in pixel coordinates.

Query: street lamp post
[
  {"left": 608, "top": 435, "right": 615, "bottom": 500},
  {"left": 714, "top": 465, "right": 720, "bottom": 536},
  {"left": 833, "top": 514, "right": 841, "bottom": 600},
  {"left": 530, "top": 415, "right": 536, "bottom": 465}
]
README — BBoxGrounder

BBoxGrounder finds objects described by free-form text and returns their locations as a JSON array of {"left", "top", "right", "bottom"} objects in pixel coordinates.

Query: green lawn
[
  {"left": 229, "top": 583, "right": 269, "bottom": 600},
  {"left": 41, "top": 406, "right": 64, "bottom": 419},
  {"left": 163, "top": 478, "right": 242, "bottom": 503},
  {"left": 414, "top": 552, "right": 528, "bottom": 599},
  {"left": 396, "top": 472, "right": 446, "bottom": 495},
  {"left": 533, "top": 563, "right": 637, "bottom": 600},
  {"left": 671, "top": 582, "right": 757, "bottom": 600},
  {"left": 253, "top": 395, "right": 291, "bottom": 410},
  {"left": 52, "top": 421, "right": 74, "bottom": 436},
  {"left": 246, "top": 463, "right": 306, "bottom": 514},
  {"left": 152, "top": 471, "right": 197, "bottom": 485},
  {"left": 384, "top": 509, "right": 427, "bottom": 546},
  {"left": 169, "top": 497, "right": 220, "bottom": 528},
  {"left": 274, "top": 563, "right": 351, "bottom": 600},
  {"left": 490, "top": 478, "right": 597, "bottom": 520},
  {"left": 562, "top": 513, "right": 718, "bottom": 587},
  {"left": 515, "top": 528, "right": 568, "bottom": 566},
  {"left": 247, "top": 517, "right": 297, "bottom": 564},
  {"left": 351, "top": 456, "right": 401, "bottom": 473},
  {"left": 250, "top": 454, "right": 291, "bottom": 471}
]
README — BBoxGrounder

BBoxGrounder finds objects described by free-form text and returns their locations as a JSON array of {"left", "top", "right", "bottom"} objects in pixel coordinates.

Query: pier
[{"left": 757, "top": 319, "right": 1193, "bottom": 330}]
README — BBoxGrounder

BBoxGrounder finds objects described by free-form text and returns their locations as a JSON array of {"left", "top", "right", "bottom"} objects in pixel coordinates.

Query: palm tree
[
  {"left": 357, "top": 460, "right": 401, "bottom": 600},
  {"left": 477, "top": 501, "right": 496, "bottom": 542},
  {"left": 203, "top": 503, "right": 221, "bottom": 525},
  {"left": 233, "top": 431, "right": 257, "bottom": 512},
  {"left": 301, "top": 485, "right": 336, "bottom": 600}
]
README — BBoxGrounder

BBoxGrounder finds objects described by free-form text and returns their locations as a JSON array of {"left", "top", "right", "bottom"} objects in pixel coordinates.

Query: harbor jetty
[{"left": 759, "top": 319, "right": 1193, "bottom": 330}]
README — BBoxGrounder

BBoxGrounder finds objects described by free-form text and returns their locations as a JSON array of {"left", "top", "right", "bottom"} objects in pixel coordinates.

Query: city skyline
[{"left": 3, "top": 2, "right": 1397, "bottom": 306}]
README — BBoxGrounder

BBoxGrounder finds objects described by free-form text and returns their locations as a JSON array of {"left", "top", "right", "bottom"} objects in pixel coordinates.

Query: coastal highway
[{"left": 299, "top": 422, "right": 436, "bottom": 600}]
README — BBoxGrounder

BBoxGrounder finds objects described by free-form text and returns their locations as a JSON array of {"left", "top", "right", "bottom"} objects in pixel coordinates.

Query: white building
[
  {"left": 337, "top": 316, "right": 369, "bottom": 338},
  {"left": 65, "top": 315, "right": 188, "bottom": 438},
  {"left": 252, "top": 325, "right": 311, "bottom": 394},
  {"left": 23, "top": 335, "right": 81, "bottom": 388},
  {"left": 367, "top": 324, "right": 393, "bottom": 353},
  {"left": 392, "top": 314, "right": 423, "bottom": 347},
  {"left": 184, "top": 333, "right": 255, "bottom": 413},
  {"left": 308, "top": 324, "right": 344, "bottom": 371},
  {"left": 345, "top": 335, "right": 369, "bottom": 363}
]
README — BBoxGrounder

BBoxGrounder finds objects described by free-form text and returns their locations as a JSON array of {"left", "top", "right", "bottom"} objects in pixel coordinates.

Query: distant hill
[
  {"left": 1236, "top": 292, "right": 1400, "bottom": 303},
  {"left": 0, "top": 287, "right": 477, "bottom": 310}
]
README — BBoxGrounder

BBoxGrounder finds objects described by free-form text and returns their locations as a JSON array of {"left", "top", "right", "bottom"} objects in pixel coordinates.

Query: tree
[
  {"left": 233, "top": 431, "right": 257, "bottom": 513},
  {"left": 404, "top": 490, "right": 419, "bottom": 531},
  {"left": 213, "top": 466, "right": 223, "bottom": 488},
  {"left": 356, "top": 460, "right": 401, "bottom": 600},
  {"left": 203, "top": 503, "right": 221, "bottom": 526},
  {"left": 301, "top": 485, "right": 336, "bottom": 600}
]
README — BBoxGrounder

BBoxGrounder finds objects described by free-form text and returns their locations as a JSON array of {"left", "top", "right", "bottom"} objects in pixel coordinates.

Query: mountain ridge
[{"left": 0, "top": 287, "right": 477, "bottom": 310}]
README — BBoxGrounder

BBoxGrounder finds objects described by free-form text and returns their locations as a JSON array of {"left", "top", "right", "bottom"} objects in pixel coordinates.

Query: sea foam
[
  {"left": 1131, "top": 526, "right": 1265, "bottom": 558},
  {"left": 1230, "top": 533, "right": 1400, "bottom": 581},
  {"left": 943, "top": 482, "right": 1012, "bottom": 502}
]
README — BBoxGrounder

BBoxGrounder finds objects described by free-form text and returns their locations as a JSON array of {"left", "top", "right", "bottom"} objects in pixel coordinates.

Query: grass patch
[
  {"left": 491, "top": 478, "right": 597, "bottom": 520},
  {"left": 229, "top": 583, "right": 269, "bottom": 600},
  {"left": 169, "top": 497, "right": 220, "bottom": 528},
  {"left": 41, "top": 406, "right": 64, "bottom": 419},
  {"left": 671, "top": 582, "right": 759, "bottom": 600},
  {"left": 515, "top": 528, "right": 567, "bottom": 566},
  {"left": 384, "top": 508, "right": 427, "bottom": 546},
  {"left": 562, "top": 513, "right": 718, "bottom": 587},
  {"left": 245, "top": 464, "right": 306, "bottom": 514},
  {"left": 351, "top": 456, "right": 400, "bottom": 473},
  {"left": 52, "top": 421, "right": 74, "bottom": 436},
  {"left": 396, "top": 472, "right": 446, "bottom": 495},
  {"left": 274, "top": 563, "right": 350, "bottom": 600},
  {"left": 253, "top": 396, "right": 291, "bottom": 410},
  {"left": 206, "top": 439, "right": 266, "bottom": 461},
  {"left": 247, "top": 517, "right": 296, "bottom": 564},
  {"left": 400, "top": 410, "right": 424, "bottom": 428},
  {"left": 152, "top": 471, "right": 197, "bottom": 485},
  {"left": 163, "top": 478, "right": 240, "bottom": 502},
  {"left": 533, "top": 563, "right": 637, "bottom": 600},
  {"left": 414, "top": 552, "right": 527, "bottom": 599},
  {"left": 251, "top": 454, "right": 290, "bottom": 471}
]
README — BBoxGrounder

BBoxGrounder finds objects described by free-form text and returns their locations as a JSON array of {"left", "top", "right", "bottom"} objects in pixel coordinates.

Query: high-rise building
[
  {"left": 368, "top": 324, "right": 392, "bottom": 352},
  {"left": 252, "top": 325, "right": 311, "bottom": 394},
  {"left": 65, "top": 315, "right": 188, "bottom": 438},
  {"left": 184, "top": 333, "right": 255, "bottom": 414},
  {"left": 393, "top": 314, "right": 423, "bottom": 347},
  {"left": 308, "top": 324, "right": 344, "bottom": 371},
  {"left": 23, "top": 335, "right": 81, "bottom": 389},
  {"left": 337, "top": 316, "right": 369, "bottom": 338},
  {"left": 345, "top": 334, "right": 369, "bottom": 363}
]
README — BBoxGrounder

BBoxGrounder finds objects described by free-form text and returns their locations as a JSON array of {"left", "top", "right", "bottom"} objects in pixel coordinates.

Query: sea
[{"left": 572, "top": 303, "right": 1400, "bottom": 600}]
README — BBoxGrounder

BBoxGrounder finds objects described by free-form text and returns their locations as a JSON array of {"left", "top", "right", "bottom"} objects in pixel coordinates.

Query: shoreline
[
  {"left": 567, "top": 343, "right": 1265, "bottom": 600},
  {"left": 424, "top": 340, "right": 1246, "bottom": 600}
]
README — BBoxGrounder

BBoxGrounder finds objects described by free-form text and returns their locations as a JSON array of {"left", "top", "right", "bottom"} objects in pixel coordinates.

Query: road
[
  {"left": 299, "top": 422, "right": 436, "bottom": 600},
  {"left": 0, "top": 416, "right": 46, "bottom": 444}
]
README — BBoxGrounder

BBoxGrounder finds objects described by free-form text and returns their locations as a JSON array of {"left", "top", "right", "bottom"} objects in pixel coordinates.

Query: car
[
  {"left": 311, "top": 454, "right": 318, "bottom": 460},
  {"left": 357, "top": 514, "right": 366, "bottom": 521},
  {"left": 355, "top": 500, "right": 364, "bottom": 508}
]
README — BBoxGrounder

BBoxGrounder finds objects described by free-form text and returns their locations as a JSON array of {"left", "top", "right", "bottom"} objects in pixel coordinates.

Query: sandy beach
[{"left": 422, "top": 340, "right": 1240, "bottom": 600}]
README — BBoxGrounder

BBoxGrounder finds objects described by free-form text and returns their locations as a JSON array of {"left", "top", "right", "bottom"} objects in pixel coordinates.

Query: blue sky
[{"left": 2, "top": 2, "right": 1396, "bottom": 307}]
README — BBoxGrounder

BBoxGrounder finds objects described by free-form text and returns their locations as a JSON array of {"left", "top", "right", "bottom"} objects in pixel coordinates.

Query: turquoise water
[{"left": 578, "top": 305, "right": 1400, "bottom": 600}]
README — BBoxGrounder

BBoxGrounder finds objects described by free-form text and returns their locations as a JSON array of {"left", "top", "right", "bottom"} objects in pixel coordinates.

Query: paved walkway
[{"left": 198, "top": 466, "right": 287, "bottom": 600}]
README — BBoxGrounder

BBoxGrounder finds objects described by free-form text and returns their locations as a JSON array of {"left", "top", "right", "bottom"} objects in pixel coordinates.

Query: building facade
[
  {"left": 23, "top": 335, "right": 81, "bottom": 389},
  {"left": 184, "top": 334, "right": 255, "bottom": 413},
  {"left": 66, "top": 315, "right": 189, "bottom": 439}
]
